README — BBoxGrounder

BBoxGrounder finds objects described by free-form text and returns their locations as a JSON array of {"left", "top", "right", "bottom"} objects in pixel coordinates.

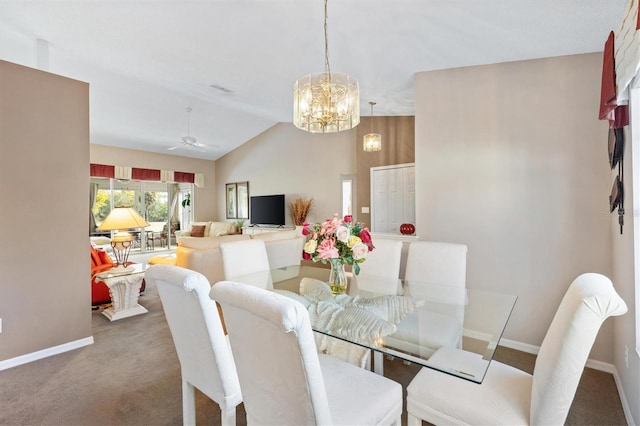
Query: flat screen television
[{"left": 250, "top": 194, "right": 285, "bottom": 226}]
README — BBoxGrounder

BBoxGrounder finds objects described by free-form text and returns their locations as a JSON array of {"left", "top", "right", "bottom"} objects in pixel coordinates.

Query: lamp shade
[
  {"left": 363, "top": 133, "right": 382, "bottom": 152},
  {"left": 98, "top": 207, "right": 149, "bottom": 231},
  {"left": 293, "top": 72, "right": 360, "bottom": 133}
]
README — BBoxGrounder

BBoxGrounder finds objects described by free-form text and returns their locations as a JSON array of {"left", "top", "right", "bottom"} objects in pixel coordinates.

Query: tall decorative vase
[{"left": 329, "top": 258, "right": 348, "bottom": 295}]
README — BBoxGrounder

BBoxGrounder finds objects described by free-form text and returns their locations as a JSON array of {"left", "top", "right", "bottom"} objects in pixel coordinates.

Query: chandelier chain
[
  {"left": 369, "top": 101, "right": 376, "bottom": 133},
  {"left": 186, "top": 107, "right": 192, "bottom": 136},
  {"left": 324, "top": 0, "right": 331, "bottom": 76}
]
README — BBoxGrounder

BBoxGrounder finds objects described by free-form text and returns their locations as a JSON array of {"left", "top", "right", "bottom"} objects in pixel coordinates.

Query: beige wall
[
  {"left": 0, "top": 60, "right": 90, "bottom": 360},
  {"left": 217, "top": 53, "right": 620, "bottom": 365},
  {"left": 89, "top": 145, "right": 217, "bottom": 221},
  {"left": 356, "top": 116, "right": 415, "bottom": 227},
  {"left": 215, "top": 123, "right": 357, "bottom": 225},
  {"left": 415, "top": 53, "right": 616, "bottom": 361}
]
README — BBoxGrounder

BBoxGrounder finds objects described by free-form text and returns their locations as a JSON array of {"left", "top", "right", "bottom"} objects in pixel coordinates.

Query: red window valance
[
  {"left": 90, "top": 163, "right": 196, "bottom": 184},
  {"left": 174, "top": 171, "right": 195, "bottom": 183},
  {"left": 90, "top": 163, "right": 115, "bottom": 178},
  {"left": 131, "top": 167, "right": 161, "bottom": 181}
]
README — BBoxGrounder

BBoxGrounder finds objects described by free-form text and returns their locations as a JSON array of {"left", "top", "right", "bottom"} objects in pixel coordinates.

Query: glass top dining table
[{"left": 232, "top": 264, "right": 517, "bottom": 384}]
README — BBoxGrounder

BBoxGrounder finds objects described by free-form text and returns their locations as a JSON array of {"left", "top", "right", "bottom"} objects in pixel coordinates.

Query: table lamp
[{"left": 98, "top": 207, "right": 150, "bottom": 273}]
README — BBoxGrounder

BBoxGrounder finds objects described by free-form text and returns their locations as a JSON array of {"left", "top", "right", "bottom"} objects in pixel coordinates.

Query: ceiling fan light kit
[{"left": 168, "top": 107, "right": 214, "bottom": 152}]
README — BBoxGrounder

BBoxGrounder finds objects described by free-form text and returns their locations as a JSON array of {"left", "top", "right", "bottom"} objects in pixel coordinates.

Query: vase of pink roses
[{"left": 301, "top": 214, "right": 375, "bottom": 295}]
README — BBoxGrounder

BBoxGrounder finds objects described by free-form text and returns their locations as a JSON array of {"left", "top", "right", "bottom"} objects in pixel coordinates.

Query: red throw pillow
[
  {"left": 191, "top": 225, "right": 206, "bottom": 237},
  {"left": 97, "top": 249, "right": 113, "bottom": 266},
  {"left": 90, "top": 246, "right": 102, "bottom": 267}
]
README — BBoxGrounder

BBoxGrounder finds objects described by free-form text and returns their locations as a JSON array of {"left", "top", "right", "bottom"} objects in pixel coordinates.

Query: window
[
  {"left": 341, "top": 174, "right": 356, "bottom": 218},
  {"left": 90, "top": 178, "right": 186, "bottom": 252}
]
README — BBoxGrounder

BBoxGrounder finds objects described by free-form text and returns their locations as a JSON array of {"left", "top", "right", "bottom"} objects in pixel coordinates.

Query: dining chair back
[
  {"left": 406, "top": 272, "right": 628, "bottom": 425},
  {"left": 146, "top": 265, "right": 242, "bottom": 426},
  {"left": 404, "top": 240, "right": 467, "bottom": 287},
  {"left": 211, "top": 280, "right": 403, "bottom": 425},
  {"left": 354, "top": 238, "right": 403, "bottom": 295},
  {"left": 220, "top": 239, "right": 272, "bottom": 288},
  {"left": 386, "top": 241, "right": 468, "bottom": 358}
]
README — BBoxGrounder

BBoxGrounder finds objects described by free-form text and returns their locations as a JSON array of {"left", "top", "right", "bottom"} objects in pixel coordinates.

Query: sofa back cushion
[
  {"left": 178, "top": 234, "right": 249, "bottom": 250},
  {"left": 211, "top": 221, "right": 238, "bottom": 237}
]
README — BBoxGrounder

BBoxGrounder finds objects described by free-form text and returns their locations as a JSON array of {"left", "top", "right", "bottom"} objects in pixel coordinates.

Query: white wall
[
  {"left": 414, "top": 53, "right": 616, "bottom": 362},
  {"left": 215, "top": 123, "right": 357, "bottom": 225}
]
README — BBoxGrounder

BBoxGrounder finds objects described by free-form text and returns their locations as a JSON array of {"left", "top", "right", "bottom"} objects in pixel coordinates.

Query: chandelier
[
  {"left": 293, "top": 0, "right": 360, "bottom": 133},
  {"left": 363, "top": 101, "right": 381, "bottom": 152}
]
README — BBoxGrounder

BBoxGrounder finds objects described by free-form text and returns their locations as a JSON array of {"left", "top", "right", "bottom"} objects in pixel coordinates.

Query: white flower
[
  {"left": 351, "top": 242, "right": 368, "bottom": 260},
  {"left": 335, "top": 225, "right": 350, "bottom": 243}
]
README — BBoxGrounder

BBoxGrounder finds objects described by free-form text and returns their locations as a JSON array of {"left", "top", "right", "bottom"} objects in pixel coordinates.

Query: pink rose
[
  {"left": 321, "top": 218, "right": 339, "bottom": 235},
  {"left": 301, "top": 227, "right": 310, "bottom": 236},
  {"left": 316, "top": 238, "right": 339, "bottom": 259},
  {"left": 302, "top": 251, "right": 311, "bottom": 260},
  {"left": 344, "top": 215, "right": 353, "bottom": 223}
]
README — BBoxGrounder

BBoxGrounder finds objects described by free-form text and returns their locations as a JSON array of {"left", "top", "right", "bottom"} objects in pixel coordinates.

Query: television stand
[{"left": 243, "top": 225, "right": 295, "bottom": 235}]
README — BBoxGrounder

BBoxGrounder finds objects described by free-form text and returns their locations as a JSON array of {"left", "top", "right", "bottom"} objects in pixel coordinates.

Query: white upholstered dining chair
[
  {"left": 211, "top": 280, "right": 403, "bottom": 425},
  {"left": 406, "top": 272, "right": 628, "bottom": 425},
  {"left": 350, "top": 238, "right": 404, "bottom": 373},
  {"left": 385, "top": 241, "right": 468, "bottom": 358},
  {"left": 353, "top": 238, "right": 403, "bottom": 295},
  {"left": 146, "top": 265, "right": 242, "bottom": 426},
  {"left": 220, "top": 238, "right": 272, "bottom": 288},
  {"left": 404, "top": 240, "right": 468, "bottom": 287}
]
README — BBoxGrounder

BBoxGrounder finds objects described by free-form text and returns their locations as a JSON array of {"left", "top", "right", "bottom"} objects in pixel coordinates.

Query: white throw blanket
[{"left": 275, "top": 277, "right": 424, "bottom": 368}]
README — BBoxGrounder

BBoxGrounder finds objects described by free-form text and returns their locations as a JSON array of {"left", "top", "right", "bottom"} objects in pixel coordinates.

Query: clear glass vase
[{"left": 329, "top": 258, "right": 348, "bottom": 295}]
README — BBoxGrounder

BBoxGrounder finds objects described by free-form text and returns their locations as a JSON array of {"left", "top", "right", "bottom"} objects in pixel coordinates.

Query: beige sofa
[
  {"left": 176, "top": 228, "right": 305, "bottom": 285},
  {"left": 175, "top": 221, "right": 239, "bottom": 239}
]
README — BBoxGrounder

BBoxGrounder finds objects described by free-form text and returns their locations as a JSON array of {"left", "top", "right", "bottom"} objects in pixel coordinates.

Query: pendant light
[
  {"left": 293, "top": 0, "right": 360, "bottom": 133},
  {"left": 363, "top": 101, "right": 381, "bottom": 152}
]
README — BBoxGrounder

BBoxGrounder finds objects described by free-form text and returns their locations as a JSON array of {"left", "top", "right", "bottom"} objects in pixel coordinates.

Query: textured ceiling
[{"left": 0, "top": 0, "right": 627, "bottom": 160}]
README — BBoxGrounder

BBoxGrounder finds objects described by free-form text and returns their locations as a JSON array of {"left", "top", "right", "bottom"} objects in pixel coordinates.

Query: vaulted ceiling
[{"left": 0, "top": 1, "right": 626, "bottom": 160}]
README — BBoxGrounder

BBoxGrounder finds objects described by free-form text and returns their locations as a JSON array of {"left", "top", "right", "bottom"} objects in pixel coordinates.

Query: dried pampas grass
[{"left": 290, "top": 197, "right": 314, "bottom": 226}]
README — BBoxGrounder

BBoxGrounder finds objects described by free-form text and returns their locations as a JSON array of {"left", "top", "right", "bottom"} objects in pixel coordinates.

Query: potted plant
[{"left": 181, "top": 192, "right": 191, "bottom": 208}]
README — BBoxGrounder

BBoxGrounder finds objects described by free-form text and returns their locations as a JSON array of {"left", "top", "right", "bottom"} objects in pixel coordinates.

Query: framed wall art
[
  {"left": 226, "top": 183, "right": 237, "bottom": 219},
  {"left": 236, "top": 181, "right": 249, "bottom": 219},
  {"left": 226, "top": 181, "right": 250, "bottom": 219}
]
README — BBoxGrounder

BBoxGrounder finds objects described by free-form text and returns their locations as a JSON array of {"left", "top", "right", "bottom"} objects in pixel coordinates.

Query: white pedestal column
[{"left": 98, "top": 272, "right": 147, "bottom": 321}]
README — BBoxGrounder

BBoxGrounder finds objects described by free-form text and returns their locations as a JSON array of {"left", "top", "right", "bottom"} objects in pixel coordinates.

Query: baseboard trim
[
  {"left": 499, "top": 338, "right": 636, "bottom": 423},
  {"left": 498, "top": 337, "right": 539, "bottom": 355},
  {"left": 498, "top": 337, "right": 618, "bottom": 373},
  {"left": 0, "top": 336, "right": 94, "bottom": 371},
  {"left": 612, "top": 365, "right": 636, "bottom": 426}
]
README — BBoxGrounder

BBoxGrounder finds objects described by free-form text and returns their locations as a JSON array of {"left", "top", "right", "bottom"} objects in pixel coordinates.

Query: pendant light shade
[
  {"left": 293, "top": 0, "right": 360, "bottom": 133},
  {"left": 363, "top": 101, "right": 382, "bottom": 152}
]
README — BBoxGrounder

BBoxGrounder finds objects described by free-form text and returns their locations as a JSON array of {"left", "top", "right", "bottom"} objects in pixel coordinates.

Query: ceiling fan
[{"left": 168, "top": 107, "right": 215, "bottom": 152}]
